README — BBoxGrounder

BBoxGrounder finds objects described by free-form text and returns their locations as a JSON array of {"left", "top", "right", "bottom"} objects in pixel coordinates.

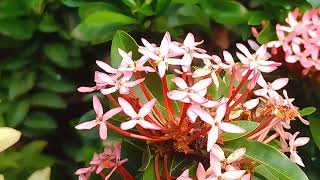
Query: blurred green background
[{"left": 0, "top": 0, "right": 319, "bottom": 179}]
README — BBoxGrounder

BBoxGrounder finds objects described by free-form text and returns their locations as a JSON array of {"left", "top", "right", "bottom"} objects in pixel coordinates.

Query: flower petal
[
  {"left": 219, "top": 122, "right": 245, "bottom": 134},
  {"left": 223, "top": 170, "right": 247, "bottom": 180},
  {"left": 138, "top": 99, "right": 156, "bottom": 117},
  {"left": 93, "top": 96, "right": 103, "bottom": 117},
  {"left": 271, "top": 78, "right": 289, "bottom": 90},
  {"left": 75, "top": 120, "right": 97, "bottom": 130},
  {"left": 172, "top": 77, "right": 188, "bottom": 89},
  {"left": 207, "top": 126, "right": 219, "bottom": 152},
  {"left": 236, "top": 43, "right": 252, "bottom": 58},
  {"left": 96, "top": 61, "right": 118, "bottom": 73},
  {"left": 99, "top": 122, "right": 108, "bottom": 140},
  {"left": 102, "top": 107, "right": 123, "bottom": 121},
  {"left": 226, "top": 147, "right": 246, "bottom": 164},
  {"left": 120, "top": 120, "right": 138, "bottom": 130},
  {"left": 138, "top": 120, "right": 161, "bottom": 130},
  {"left": 118, "top": 97, "right": 137, "bottom": 117},
  {"left": 191, "top": 78, "right": 212, "bottom": 91}
]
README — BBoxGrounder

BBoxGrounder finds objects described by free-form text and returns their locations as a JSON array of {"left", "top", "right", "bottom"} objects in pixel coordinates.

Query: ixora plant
[{"left": 75, "top": 30, "right": 315, "bottom": 180}]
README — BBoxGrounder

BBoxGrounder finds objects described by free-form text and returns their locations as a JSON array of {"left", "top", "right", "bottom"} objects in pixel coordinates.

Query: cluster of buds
[
  {"left": 268, "top": 8, "right": 320, "bottom": 73},
  {"left": 75, "top": 32, "right": 309, "bottom": 179}
]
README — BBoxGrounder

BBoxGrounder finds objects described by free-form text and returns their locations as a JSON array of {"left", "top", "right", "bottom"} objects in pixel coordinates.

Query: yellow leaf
[
  {"left": 0, "top": 127, "right": 21, "bottom": 152},
  {"left": 27, "top": 167, "right": 51, "bottom": 180}
]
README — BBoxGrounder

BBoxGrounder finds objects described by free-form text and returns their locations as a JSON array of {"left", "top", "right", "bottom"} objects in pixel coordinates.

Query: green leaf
[
  {"left": 0, "top": 19, "right": 36, "bottom": 39},
  {"left": 248, "top": 11, "right": 271, "bottom": 25},
  {"left": 306, "top": 0, "right": 320, "bottom": 7},
  {"left": 27, "top": 167, "right": 51, "bottom": 180},
  {"left": 72, "top": 11, "right": 136, "bottom": 44},
  {"left": 0, "top": 0, "right": 29, "bottom": 18},
  {"left": 31, "top": 92, "right": 66, "bottom": 109},
  {"left": 39, "top": 13, "right": 60, "bottom": 33},
  {"left": 24, "top": 112, "right": 57, "bottom": 131},
  {"left": 299, "top": 107, "right": 316, "bottom": 116},
  {"left": 309, "top": 114, "right": 320, "bottom": 150},
  {"left": 143, "top": 158, "right": 156, "bottom": 180},
  {"left": 201, "top": 0, "right": 248, "bottom": 25},
  {"left": 78, "top": 2, "right": 121, "bottom": 20},
  {"left": 43, "top": 43, "right": 69, "bottom": 68},
  {"left": 9, "top": 72, "right": 36, "bottom": 99},
  {"left": 110, "top": 30, "right": 139, "bottom": 68},
  {"left": 156, "top": 0, "right": 171, "bottom": 14},
  {"left": 255, "top": 164, "right": 280, "bottom": 180},
  {"left": 0, "top": 127, "right": 21, "bottom": 152},
  {"left": 257, "top": 21, "right": 277, "bottom": 44},
  {"left": 122, "top": 0, "right": 137, "bottom": 8},
  {"left": 139, "top": 145, "right": 152, "bottom": 171},
  {"left": 38, "top": 75, "right": 75, "bottom": 93},
  {"left": 26, "top": 0, "right": 46, "bottom": 15},
  {"left": 224, "top": 138, "right": 309, "bottom": 180},
  {"left": 169, "top": 154, "right": 189, "bottom": 176},
  {"left": 7, "top": 99, "right": 30, "bottom": 127},
  {"left": 22, "top": 140, "right": 47, "bottom": 153},
  {"left": 223, "top": 121, "right": 259, "bottom": 141}
]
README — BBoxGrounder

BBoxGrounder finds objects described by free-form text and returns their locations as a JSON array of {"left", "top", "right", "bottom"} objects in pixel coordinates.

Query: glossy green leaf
[
  {"left": 223, "top": 121, "right": 259, "bottom": 141},
  {"left": 38, "top": 76, "right": 75, "bottom": 93},
  {"left": 309, "top": 114, "right": 320, "bottom": 150},
  {"left": 201, "top": 0, "right": 248, "bottom": 25},
  {"left": 299, "top": 107, "right": 316, "bottom": 116},
  {"left": 7, "top": 99, "right": 30, "bottom": 127},
  {"left": 224, "top": 138, "right": 308, "bottom": 180},
  {"left": 9, "top": 72, "right": 36, "bottom": 99},
  {"left": 122, "top": 0, "right": 137, "bottom": 8},
  {"left": 257, "top": 21, "right": 277, "bottom": 44},
  {"left": 139, "top": 145, "right": 152, "bottom": 171},
  {"left": 255, "top": 164, "right": 285, "bottom": 180},
  {"left": 156, "top": 0, "right": 171, "bottom": 14},
  {"left": 31, "top": 92, "right": 66, "bottom": 109},
  {"left": 110, "top": 30, "right": 140, "bottom": 68},
  {"left": 24, "top": 112, "right": 57, "bottom": 131},
  {"left": 0, "top": 19, "right": 36, "bottom": 39},
  {"left": 169, "top": 154, "right": 190, "bottom": 176},
  {"left": 0, "top": 127, "right": 21, "bottom": 152},
  {"left": 72, "top": 11, "right": 136, "bottom": 44},
  {"left": 27, "top": 167, "right": 51, "bottom": 180}
]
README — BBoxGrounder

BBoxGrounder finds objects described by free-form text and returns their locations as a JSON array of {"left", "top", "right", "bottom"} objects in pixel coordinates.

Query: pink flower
[
  {"left": 90, "top": 143, "right": 128, "bottom": 179},
  {"left": 207, "top": 104, "right": 245, "bottom": 152},
  {"left": 138, "top": 32, "right": 182, "bottom": 77},
  {"left": 268, "top": 9, "right": 320, "bottom": 71},
  {"left": 75, "top": 96, "right": 122, "bottom": 140},
  {"left": 75, "top": 167, "right": 94, "bottom": 180},
  {"left": 170, "top": 33, "right": 211, "bottom": 72},
  {"left": 212, "top": 51, "right": 236, "bottom": 71},
  {"left": 196, "top": 163, "right": 215, "bottom": 180},
  {"left": 117, "top": 49, "right": 155, "bottom": 73},
  {"left": 236, "top": 43, "right": 281, "bottom": 74},
  {"left": 209, "top": 145, "right": 247, "bottom": 179},
  {"left": 177, "top": 169, "right": 193, "bottom": 180},
  {"left": 192, "top": 59, "right": 220, "bottom": 88},
  {"left": 229, "top": 98, "right": 259, "bottom": 120},
  {"left": 254, "top": 77, "right": 289, "bottom": 100},
  {"left": 168, "top": 77, "right": 212, "bottom": 104},
  {"left": 99, "top": 73, "right": 144, "bottom": 95},
  {"left": 287, "top": 132, "right": 310, "bottom": 167},
  {"left": 118, "top": 97, "right": 161, "bottom": 130}
]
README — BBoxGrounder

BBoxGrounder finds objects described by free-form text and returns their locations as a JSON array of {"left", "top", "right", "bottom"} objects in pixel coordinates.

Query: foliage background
[{"left": 0, "top": 0, "right": 319, "bottom": 179}]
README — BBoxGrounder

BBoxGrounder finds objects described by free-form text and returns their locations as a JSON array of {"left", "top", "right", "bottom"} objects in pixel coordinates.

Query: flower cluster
[
  {"left": 268, "top": 8, "right": 320, "bottom": 71},
  {"left": 76, "top": 32, "right": 309, "bottom": 179}
]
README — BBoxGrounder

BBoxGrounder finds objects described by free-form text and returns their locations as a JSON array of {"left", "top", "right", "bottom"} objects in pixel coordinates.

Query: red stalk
[
  {"left": 155, "top": 154, "right": 161, "bottom": 180},
  {"left": 106, "top": 94, "right": 119, "bottom": 107},
  {"left": 161, "top": 76, "right": 175, "bottom": 119},
  {"left": 186, "top": 126, "right": 211, "bottom": 144},
  {"left": 227, "top": 69, "right": 253, "bottom": 106},
  {"left": 228, "top": 70, "right": 235, "bottom": 98},
  {"left": 106, "top": 122, "right": 167, "bottom": 141},
  {"left": 117, "top": 165, "right": 134, "bottom": 180},
  {"left": 164, "top": 155, "right": 171, "bottom": 180}
]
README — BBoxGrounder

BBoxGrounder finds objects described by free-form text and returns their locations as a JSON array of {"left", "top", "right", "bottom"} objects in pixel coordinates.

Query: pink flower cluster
[
  {"left": 75, "top": 143, "right": 127, "bottom": 180},
  {"left": 268, "top": 8, "right": 320, "bottom": 70},
  {"left": 76, "top": 32, "right": 310, "bottom": 179}
]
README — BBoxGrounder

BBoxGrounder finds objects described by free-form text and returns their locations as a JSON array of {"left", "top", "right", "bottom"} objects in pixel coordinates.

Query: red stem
[
  {"left": 228, "top": 69, "right": 235, "bottom": 98},
  {"left": 164, "top": 155, "right": 171, "bottom": 180},
  {"left": 161, "top": 76, "right": 175, "bottom": 119},
  {"left": 227, "top": 69, "right": 253, "bottom": 106},
  {"left": 155, "top": 154, "right": 161, "bottom": 180},
  {"left": 186, "top": 126, "right": 211, "bottom": 144},
  {"left": 117, "top": 165, "right": 134, "bottom": 180},
  {"left": 135, "top": 72, "right": 167, "bottom": 125}
]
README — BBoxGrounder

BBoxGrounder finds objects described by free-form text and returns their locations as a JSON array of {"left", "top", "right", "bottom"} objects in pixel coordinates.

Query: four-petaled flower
[
  {"left": 118, "top": 97, "right": 161, "bottom": 130},
  {"left": 75, "top": 96, "right": 122, "bottom": 140},
  {"left": 286, "top": 132, "right": 310, "bottom": 167},
  {"left": 118, "top": 49, "right": 155, "bottom": 73}
]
